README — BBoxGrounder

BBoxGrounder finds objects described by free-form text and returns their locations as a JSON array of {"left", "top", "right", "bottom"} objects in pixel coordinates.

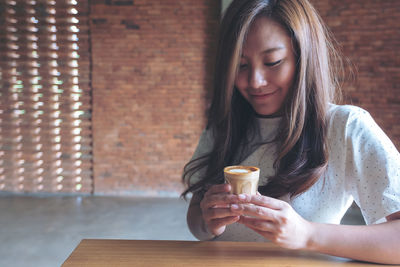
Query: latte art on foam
[
  {"left": 224, "top": 166, "right": 258, "bottom": 175},
  {"left": 229, "top": 168, "right": 250, "bottom": 173}
]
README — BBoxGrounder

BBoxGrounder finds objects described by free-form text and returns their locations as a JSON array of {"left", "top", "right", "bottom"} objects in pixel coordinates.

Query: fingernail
[
  {"left": 231, "top": 204, "right": 239, "bottom": 210},
  {"left": 238, "top": 194, "right": 246, "bottom": 200}
]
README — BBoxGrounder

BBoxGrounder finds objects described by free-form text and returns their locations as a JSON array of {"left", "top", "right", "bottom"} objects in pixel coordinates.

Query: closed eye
[{"left": 265, "top": 60, "right": 282, "bottom": 67}]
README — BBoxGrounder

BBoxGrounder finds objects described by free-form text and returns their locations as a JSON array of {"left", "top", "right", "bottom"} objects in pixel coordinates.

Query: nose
[{"left": 249, "top": 68, "right": 267, "bottom": 89}]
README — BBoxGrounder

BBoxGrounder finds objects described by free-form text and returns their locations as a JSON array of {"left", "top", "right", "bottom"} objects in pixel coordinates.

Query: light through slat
[{"left": 0, "top": 0, "right": 92, "bottom": 193}]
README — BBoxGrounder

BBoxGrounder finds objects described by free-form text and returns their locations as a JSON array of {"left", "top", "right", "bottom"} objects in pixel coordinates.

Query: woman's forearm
[
  {"left": 187, "top": 202, "right": 216, "bottom": 240},
  {"left": 307, "top": 220, "right": 400, "bottom": 264},
  {"left": 186, "top": 193, "right": 216, "bottom": 241}
]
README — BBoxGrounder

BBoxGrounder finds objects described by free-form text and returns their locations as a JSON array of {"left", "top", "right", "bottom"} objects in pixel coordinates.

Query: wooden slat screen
[{"left": 0, "top": 0, "right": 92, "bottom": 193}]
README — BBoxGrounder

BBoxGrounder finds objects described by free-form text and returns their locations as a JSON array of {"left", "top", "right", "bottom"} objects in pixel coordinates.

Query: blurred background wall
[
  {"left": 312, "top": 0, "right": 400, "bottom": 148},
  {"left": 90, "top": 0, "right": 219, "bottom": 196},
  {"left": 0, "top": 0, "right": 399, "bottom": 197}
]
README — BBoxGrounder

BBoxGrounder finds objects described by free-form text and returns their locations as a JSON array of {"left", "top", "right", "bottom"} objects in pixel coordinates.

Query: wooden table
[{"left": 62, "top": 239, "right": 396, "bottom": 266}]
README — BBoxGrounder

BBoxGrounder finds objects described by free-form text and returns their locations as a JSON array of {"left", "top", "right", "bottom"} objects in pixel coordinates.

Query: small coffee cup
[{"left": 224, "top": 166, "right": 260, "bottom": 195}]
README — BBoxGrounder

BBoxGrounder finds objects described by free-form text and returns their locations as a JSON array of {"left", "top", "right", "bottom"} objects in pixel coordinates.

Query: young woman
[{"left": 182, "top": 0, "right": 400, "bottom": 264}]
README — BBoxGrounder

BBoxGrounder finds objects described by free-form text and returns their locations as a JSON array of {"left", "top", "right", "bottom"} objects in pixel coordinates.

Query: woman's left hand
[{"left": 232, "top": 194, "right": 313, "bottom": 250}]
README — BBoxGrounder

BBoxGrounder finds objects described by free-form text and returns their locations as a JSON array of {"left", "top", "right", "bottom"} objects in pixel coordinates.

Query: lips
[{"left": 249, "top": 90, "right": 278, "bottom": 100}]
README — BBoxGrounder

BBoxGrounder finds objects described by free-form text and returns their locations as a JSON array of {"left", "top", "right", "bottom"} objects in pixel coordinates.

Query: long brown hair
[{"left": 182, "top": 0, "right": 342, "bottom": 199}]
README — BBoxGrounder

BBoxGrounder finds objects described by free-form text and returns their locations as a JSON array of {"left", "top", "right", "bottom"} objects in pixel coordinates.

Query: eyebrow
[
  {"left": 241, "top": 46, "right": 285, "bottom": 58},
  {"left": 262, "top": 46, "right": 285, "bottom": 54}
]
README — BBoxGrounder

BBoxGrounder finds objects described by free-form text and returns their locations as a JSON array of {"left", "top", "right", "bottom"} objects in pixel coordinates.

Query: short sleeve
[
  {"left": 344, "top": 106, "right": 400, "bottom": 224},
  {"left": 185, "top": 128, "right": 214, "bottom": 186}
]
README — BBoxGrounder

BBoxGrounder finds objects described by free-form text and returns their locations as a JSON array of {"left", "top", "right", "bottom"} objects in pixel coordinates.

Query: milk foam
[{"left": 229, "top": 169, "right": 249, "bottom": 173}]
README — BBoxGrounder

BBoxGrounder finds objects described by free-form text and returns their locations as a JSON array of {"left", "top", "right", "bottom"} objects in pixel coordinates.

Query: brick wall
[
  {"left": 90, "top": 0, "right": 399, "bottom": 196},
  {"left": 310, "top": 0, "right": 400, "bottom": 148},
  {"left": 90, "top": 0, "right": 219, "bottom": 195}
]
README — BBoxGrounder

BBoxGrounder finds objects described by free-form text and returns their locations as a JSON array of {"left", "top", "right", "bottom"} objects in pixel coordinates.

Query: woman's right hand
[{"left": 200, "top": 183, "right": 243, "bottom": 237}]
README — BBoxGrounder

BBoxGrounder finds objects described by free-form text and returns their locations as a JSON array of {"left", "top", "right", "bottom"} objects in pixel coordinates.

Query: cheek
[
  {"left": 235, "top": 72, "right": 247, "bottom": 91},
  {"left": 276, "top": 65, "right": 296, "bottom": 89}
]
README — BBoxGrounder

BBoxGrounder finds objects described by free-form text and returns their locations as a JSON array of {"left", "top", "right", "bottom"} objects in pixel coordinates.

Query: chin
[{"left": 254, "top": 107, "right": 282, "bottom": 117}]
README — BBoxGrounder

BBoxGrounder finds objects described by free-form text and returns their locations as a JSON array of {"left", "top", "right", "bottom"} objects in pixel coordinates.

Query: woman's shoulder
[
  {"left": 327, "top": 103, "right": 373, "bottom": 130},
  {"left": 325, "top": 103, "right": 380, "bottom": 148},
  {"left": 328, "top": 103, "right": 369, "bottom": 121},
  {"left": 327, "top": 104, "right": 394, "bottom": 148}
]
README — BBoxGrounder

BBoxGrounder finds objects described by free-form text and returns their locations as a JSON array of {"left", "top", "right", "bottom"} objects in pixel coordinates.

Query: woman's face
[{"left": 235, "top": 16, "right": 297, "bottom": 117}]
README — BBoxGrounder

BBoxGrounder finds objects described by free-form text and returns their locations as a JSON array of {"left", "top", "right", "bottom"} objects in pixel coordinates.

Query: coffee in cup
[{"left": 224, "top": 166, "right": 260, "bottom": 195}]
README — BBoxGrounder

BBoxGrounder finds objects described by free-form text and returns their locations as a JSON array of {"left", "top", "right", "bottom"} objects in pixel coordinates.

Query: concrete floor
[
  {"left": 0, "top": 194, "right": 195, "bottom": 267},
  {"left": 0, "top": 194, "right": 364, "bottom": 267}
]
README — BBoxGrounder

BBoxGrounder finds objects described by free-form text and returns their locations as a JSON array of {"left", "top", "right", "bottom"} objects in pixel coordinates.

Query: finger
[
  {"left": 202, "top": 192, "right": 240, "bottom": 210},
  {"left": 237, "top": 203, "right": 279, "bottom": 221},
  {"left": 247, "top": 226, "right": 276, "bottom": 242},
  {"left": 209, "top": 216, "right": 240, "bottom": 232},
  {"left": 203, "top": 207, "right": 241, "bottom": 221},
  {"left": 204, "top": 184, "right": 231, "bottom": 197},
  {"left": 203, "top": 194, "right": 239, "bottom": 209},
  {"left": 240, "top": 194, "right": 287, "bottom": 210},
  {"left": 238, "top": 216, "right": 278, "bottom": 232},
  {"left": 213, "top": 204, "right": 231, "bottom": 209}
]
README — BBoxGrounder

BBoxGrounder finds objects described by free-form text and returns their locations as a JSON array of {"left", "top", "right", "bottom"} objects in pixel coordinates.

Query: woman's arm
[
  {"left": 186, "top": 184, "right": 242, "bottom": 240},
  {"left": 307, "top": 216, "right": 400, "bottom": 264},
  {"left": 187, "top": 192, "right": 216, "bottom": 240},
  {"left": 235, "top": 194, "right": 400, "bottom": 264}
]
